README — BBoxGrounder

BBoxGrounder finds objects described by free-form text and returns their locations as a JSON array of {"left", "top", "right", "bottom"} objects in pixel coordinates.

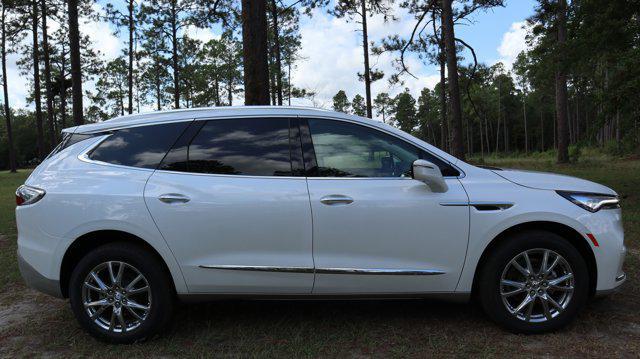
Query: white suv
[{"left": 16, "top": 107, "right": 625, "bottom": 343}]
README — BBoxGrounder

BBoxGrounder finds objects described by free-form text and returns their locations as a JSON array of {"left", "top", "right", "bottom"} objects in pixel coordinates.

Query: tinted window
[
  {"left": 162, "top": 118, "right": 293, "bottom": 176},
  {"left": 306, "top": 119, "right": 459, "bottom": 177},
  {"left": 307, "top": 119, "right": 419, "bottom": 177},
  {"left": 47, "top": 132, "right": 97, "bottom": 159},
  {"left": 89, "top": 122, "right": 189, "bottom": 169}
]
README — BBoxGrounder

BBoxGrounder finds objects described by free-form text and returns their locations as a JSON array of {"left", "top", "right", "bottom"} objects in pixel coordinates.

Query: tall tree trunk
[
  {"left": 59, "top": 57, "right": 67, "bottom": 130},
  {"left": 31, "top": 0, "right": 45, "bottom": 159},
  {"left": 268, "top": 41, "right": 276, "bottom": 105},
  {"left": 555, "top": 0, "right": 569, "bottom": 163},
  {"left": 435, "top": 11, "right": 447, "bottom": 151},
  {"left": 360, "top": 0, "right": 372, "bottom": 118},
  {"left": 214, "top": 77, "right": 221, "bottom": 106},
  {"left": 241, "top": 0, "right": 270, "bottom": 105},
  {"left": 495, "top": 79, "right": 501, "bottom": 154},
  {"left": 1, "top": 6, "right": 17, "bottom": 172},
  {"left": 127, "top": 0, "right": 134, "bottom": 114},
  {"left": 270, "top": 0, "right": 283, "bottom": 105},
  {"left": 523, "top": 96, "right": 528, "bottom": 154},
  {"left": 68, "top": 0, "right": 83, "bottom": 125},
  {"left": 540, "top": 108, "right": 544, "bottom": 151},
  {"left": 155, "top": 70, "right": 161, "bottom": 111},
  {"left": 118, "top": 82, "right": 124, "bottom": 116},
  {"left": 287, "top": 60, "right": 292, "bottom": 106},
  {"left": 41, "top": 0, "right": 55, "bottom": 150},
  {"left": 170, "top": 0, "right": 180, "bottom": 109},
  {"left": 441, "top": 0, "right": 464, "bottom": 160}
]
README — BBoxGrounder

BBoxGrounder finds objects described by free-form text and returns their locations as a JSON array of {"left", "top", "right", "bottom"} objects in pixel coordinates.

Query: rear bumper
[{"left": 18, "top": 251, "right": 63, "bottom": 298}]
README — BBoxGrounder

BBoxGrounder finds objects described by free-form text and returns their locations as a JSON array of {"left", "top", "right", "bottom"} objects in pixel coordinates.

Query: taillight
[{"left": 15, "top": 185, "right": 46, "bottom": 206}]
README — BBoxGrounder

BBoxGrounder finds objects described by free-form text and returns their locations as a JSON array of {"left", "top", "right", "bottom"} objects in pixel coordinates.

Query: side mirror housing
[{"left": 412, "top": 160, "right": 448, "bottom": 193}]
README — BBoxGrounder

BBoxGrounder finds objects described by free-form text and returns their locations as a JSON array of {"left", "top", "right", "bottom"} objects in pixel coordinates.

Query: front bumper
[
  {"left": 595, "top": 272, "right": 626, "bottom": 297},
  {"left": 17, "top": 251, "right": 63, "bottom": 298}
]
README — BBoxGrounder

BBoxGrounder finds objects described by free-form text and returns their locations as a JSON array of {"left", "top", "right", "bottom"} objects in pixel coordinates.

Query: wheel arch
[
  {"left": 471, "top": 221, "right": 597, "bottom": 298},
  {"left": 59, "top": 230, "right": 176, "bottom": 298}
]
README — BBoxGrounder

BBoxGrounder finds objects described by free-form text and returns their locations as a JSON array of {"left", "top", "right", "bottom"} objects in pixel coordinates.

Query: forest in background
[{"left": 1, "top": 0, "right": 639, "bottom": 171}]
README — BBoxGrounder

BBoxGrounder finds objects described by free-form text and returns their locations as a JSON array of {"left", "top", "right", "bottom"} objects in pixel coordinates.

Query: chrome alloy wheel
[
  {"left": 82, "top": 261, "right": 152, "bottom": 333},
  {"left": 500, "top": 249, "right": 574, "bottom": 323}
]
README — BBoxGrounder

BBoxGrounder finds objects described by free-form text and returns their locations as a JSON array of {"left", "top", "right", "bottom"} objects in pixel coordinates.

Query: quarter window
[{"left": 88, "top": 122, "right": 189, "bottom": 169}]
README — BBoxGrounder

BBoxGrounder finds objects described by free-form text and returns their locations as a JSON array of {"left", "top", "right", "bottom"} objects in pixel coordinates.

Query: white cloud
[
  {"left": 291, "top": 7, "right": 440, "bottom": 117},
  {"left": 84, "top": 3, "right": 123, "bottom": 60},
  {"left": 184, "top": 26, "right": 220, "bottom": 44},
  {"left": 5, "top": 52, "right": 28, "bottom": 109},
  {"left": 497, "top": 21, "right": 529, "bottom": 69}
]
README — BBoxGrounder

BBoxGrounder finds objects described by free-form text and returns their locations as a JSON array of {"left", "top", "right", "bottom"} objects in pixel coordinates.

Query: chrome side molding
[
  {"left": 315, "top": 268, "right": 445, "bottom": 275},
  {"left": 199, "top": 265, "right": 314, "bottom": 273},
  {"left": 440, "top": 201, "right": 514, "bottom": 211},
  {"left": 199, "top": 265, "right": 445, "bottom": 275}
]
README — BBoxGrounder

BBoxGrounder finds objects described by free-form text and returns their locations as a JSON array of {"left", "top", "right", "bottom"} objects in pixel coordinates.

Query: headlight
[
  {"left": 556, "top": 191, "right": 619, "bottom": 212},
  {"left": 15, "top": 185, "right": 46, "bottom": 206}
]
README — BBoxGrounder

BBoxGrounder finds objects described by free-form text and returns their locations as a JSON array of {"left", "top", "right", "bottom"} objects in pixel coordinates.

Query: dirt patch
[
  {"left": 0, "top": 301, "right": 42, "bottom": 327},
  {"left": 0, "top": 287, "right": 63, "bottom": 329}
]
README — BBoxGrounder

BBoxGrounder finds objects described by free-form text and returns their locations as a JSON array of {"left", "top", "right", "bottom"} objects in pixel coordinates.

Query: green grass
[
  {"left": 0, "top": 170, "right": 30, "bottom": 292},
  {"left": 0, "top": 158, "right": 639, "bottom": 357}
]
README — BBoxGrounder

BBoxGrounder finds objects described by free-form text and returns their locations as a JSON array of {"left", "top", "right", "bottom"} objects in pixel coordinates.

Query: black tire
[
  {"left": 477, "top": 230, "right": 589, "bottom": 334},
  {"left": 69, "top": 242, "right": 174, "bottom": 343}
]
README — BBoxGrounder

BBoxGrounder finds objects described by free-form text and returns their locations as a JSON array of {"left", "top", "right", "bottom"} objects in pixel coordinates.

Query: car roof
[
  {"left": 63, "top": 106, "right": 462, "bottom": 167},
  {"left": 64, "top": 106, "right": 354, "bottom": 134}
]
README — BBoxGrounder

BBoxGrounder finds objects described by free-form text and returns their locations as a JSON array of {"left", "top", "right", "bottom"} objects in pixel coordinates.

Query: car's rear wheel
[
  {"left": 69, "top": 242, "right": 174, "bottom": 343},
  {"left": 478, "top": 230, "right": 589, "bottom": 333}
]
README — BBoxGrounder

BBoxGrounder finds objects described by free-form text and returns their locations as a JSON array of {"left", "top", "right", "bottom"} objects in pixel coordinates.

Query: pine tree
[
  {"left": 352, "top": 94, "right": 367, "bottom": 117},
  {"left": 332, "top": 0, "right": 394, "bottom": 118},
  {"left": 332, "top": 90, "right": 351, "bottom": 113},
  {"left": 393, "top": 90, "right": 417, "bottom": 133}
]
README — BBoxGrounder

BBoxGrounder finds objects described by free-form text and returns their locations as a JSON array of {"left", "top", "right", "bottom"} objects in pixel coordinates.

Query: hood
[{"left": 491, "top": 168, "right": 616, "bottom": 195}]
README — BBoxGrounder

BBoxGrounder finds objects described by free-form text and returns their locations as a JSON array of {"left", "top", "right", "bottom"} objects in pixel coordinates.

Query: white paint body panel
[
  {"left": 17, "top": 107, "right": 625, "bottom": 299},
  {"left": 308, "top": 178, "right": 469, "bottom": 293},
  {"left": 144, "top": 171, "right": 314, "bottom": 293}
]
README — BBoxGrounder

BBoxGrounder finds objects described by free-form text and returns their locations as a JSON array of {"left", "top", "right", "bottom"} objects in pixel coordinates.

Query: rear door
[{"left": 144, "top": 117, "right": 314, "bottom": 294}]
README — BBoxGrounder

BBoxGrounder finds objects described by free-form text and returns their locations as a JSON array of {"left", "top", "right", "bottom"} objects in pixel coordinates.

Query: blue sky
[
  {"left": 289, "top": 0, "right": 537, "bottom": 108},
  {"left": 456, "top": 0, "right": 537, "bottom": 65},
  {"left": 6, "top": 1, "right": 538, "bottom": 112}
]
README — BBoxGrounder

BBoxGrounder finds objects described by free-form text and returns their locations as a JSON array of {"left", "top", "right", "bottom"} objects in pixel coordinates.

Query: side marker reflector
[{"left": 586, "top": 233, "right": 599, "bottom": 247}]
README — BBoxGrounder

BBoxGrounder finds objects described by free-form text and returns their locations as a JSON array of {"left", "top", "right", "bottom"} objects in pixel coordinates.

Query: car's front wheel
[
  {"left": 478, "top": 230, "right": 590, "bottom": 333},
  {"left": 69, "top": 242, "right": 174, "bottom": 343}
]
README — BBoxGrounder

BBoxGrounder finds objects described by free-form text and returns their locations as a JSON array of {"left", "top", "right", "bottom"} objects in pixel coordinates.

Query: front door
[
  {"left": 301, "top": 118, "right": 470, "bottom": 294},
  {"left": 145, "top": 117, "right": 314, "bottom": 294}
]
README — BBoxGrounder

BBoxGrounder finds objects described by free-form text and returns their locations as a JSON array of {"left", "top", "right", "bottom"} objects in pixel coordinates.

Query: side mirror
[{"left": 412, "top": 160, "right": 448, "bottom": 193}]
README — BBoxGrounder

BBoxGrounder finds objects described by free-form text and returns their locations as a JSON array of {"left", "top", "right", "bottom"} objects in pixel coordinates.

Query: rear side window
[
  {"left": 160, "top": 118, "right": 294, "bottom": 176},
  {"left": 89, "top": 122, "right": 189, "bottom": 169}
]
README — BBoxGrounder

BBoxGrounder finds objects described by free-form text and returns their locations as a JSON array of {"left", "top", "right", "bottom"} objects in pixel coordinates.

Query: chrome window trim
[
  {"left": 154, "top": 169, "right": 306, "bottom": 180},
  {"left": 76, "top": 114, "right": 464, "bottom": 179},
  {"left": 199, "top": 265, "right": 445, "bottom": 276},
  {"left": 79, "top": 118, "right": 195, "bottom": 135},
  {"left": 299, "top": 115, "right": 465, "bottom": 179}
]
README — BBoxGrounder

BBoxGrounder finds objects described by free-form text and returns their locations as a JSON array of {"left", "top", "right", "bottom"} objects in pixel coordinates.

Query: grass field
[{"left": 0, "top": 158, "right": 639, "bottom": 357}]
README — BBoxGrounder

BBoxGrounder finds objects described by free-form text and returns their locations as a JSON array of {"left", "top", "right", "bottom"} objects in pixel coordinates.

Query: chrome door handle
[
  {"left": 320, "top": 195, "right": 354, "bottom": 206},
  {"left": 158, "top": 194, "right": 190, "bottom": 204}
]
